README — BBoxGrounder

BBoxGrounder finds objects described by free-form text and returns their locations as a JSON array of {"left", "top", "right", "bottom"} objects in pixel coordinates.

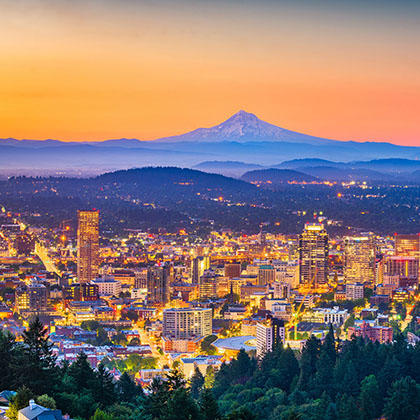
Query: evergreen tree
[
  {"left": 336, "top": 394, "right": 361, "bottom": 420},
  {"left": 297, "top": 337, "right": 321, "bottom": 391},
  {"left": 358, "top": 374, "right": 381, "bottom": 420},
  {"left": 15, "top": 317, "right": 59, "bottom": 394},
  {"left": 0, "top": 329, "right": 17, "bottom": 390},
  {"left": 199, "top": 388, "right": 221, "bottom": 420},
  {"left": 117, "top": 372, "right": 142, "bottom": 403},
  {"left": 162, "top": 387, "right": 200, "bottom": 420},
  {"left": 225, "top": 407, "right": 258, "bottom": 420},
  {"left": 93, "top": 363, "right": 118, "bottom": 407},
  {"left": 190, "top": 367, "right": 205, "bottom": 399},
  {"left": 383, "top": 376, "right": 420, "bottom": 420},
  {"left": 67, "top": 352, "right": 96, "bottom": 390}
]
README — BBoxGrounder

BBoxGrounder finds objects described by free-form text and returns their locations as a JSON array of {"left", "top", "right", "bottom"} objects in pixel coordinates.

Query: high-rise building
[
  {"left": 256, "top": 315, "right": 285, "bottom": 358},
  {"left": 147, "top": 264, "right": 171, "bottom": 305},
  {"left": 344, "top": 235, "right": 376, "bottom": 284},
  {"left": 163, "top": 307, "right": 212, "bottom": 340},
  {"left": 299, "top": 223, "right": 329, "bottom": 288},
  {"left": 77, "top": 210, "right": 99, "bottom": 284},
  {"left": 192, "top": 256, "right": 210, "bottom": 283},
  {"left": 395, "top": 234, "right": 420, "bottom": 257}
]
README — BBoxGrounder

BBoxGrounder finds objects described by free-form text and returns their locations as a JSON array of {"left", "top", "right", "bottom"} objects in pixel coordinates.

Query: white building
[
  {"left": 92, "top": 277, "right": 122, "bottom": 296},
  {"left": 345, "top": 283, "right": 364, "bottom": 300},
  {"left": 256, "top": 317, "right": 285, "bottom": 358},
  {"left": 163, "top": 307, "right": 212, "bottom": 340}
]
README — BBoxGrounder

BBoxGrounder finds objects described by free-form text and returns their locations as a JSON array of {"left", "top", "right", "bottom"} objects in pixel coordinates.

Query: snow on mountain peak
[{"left": 154, "top": 111, "right": 330, "bottom": 144}]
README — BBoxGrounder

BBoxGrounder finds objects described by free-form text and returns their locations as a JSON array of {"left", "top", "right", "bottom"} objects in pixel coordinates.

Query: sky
[{"left": 1, "top": 0, "right": 419, "bottom": 145}]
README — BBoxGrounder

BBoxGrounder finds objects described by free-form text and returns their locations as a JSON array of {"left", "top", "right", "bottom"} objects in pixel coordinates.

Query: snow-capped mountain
[{"left": 154, "top": 110, "right": 334, "bottom": 144}]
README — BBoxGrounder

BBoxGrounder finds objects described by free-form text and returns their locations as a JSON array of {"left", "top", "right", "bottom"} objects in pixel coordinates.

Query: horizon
[
  {"left": 0, "top": 109, "right": 419, "bottom": 148},
  {"left": 2, "top": 0, "right": 420, "bottom": 145}
]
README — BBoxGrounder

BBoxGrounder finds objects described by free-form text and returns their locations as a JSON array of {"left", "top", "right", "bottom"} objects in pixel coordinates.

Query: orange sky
[{"left": 1, "top": 0, "right": 419, "bottom": 145}]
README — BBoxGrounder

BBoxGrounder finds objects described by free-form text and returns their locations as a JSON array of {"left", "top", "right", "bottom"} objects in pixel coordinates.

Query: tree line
[{"left": 3, "top": 319, "right": 420, "bottom": 419}]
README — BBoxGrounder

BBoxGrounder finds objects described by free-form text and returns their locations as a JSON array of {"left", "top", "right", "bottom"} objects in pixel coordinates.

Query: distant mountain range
[{"left": 1, "top": 111, "right": 419, "bottom": 176}]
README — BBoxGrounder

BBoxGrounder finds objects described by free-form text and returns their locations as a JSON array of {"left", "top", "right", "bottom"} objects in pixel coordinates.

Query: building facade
[
  {"left": 299, "top": 223, "right": 329, "bottom": 288},
  {"left": 163, "top": 307, "right": 212, "bottom": 340},
  {"left": 77, "top": 210, "right": 99, "bottom": 284}
]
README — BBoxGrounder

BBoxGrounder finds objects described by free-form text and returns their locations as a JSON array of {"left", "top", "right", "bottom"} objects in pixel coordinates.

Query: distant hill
[
  {"left": 1, "top": 112, "right": 420, "bottom": 175},
  {"left": 297, "top": 166, "right": 397, "bottom": 182},
  {"left": 241, "top": 168, "right": 319, "bottom": 186},
  {"left": 97, "top": 166, "right": 255, "bottom": 194},
  {"left": 193, "top": 161, "right": 264, "bottom": 177}
]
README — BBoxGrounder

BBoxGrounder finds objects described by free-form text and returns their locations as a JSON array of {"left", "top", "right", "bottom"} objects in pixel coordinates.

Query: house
[{"left": 18, "top": 400, "right": 63, "bottom": 420}]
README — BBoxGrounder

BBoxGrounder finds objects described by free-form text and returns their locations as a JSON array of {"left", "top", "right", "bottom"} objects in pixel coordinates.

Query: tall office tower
[
  {"left": 163, "top": 307, "right": 212, "bottom": 340},
  {"left": 147, "top": 264, "right": 171, "bottom": 305},
  {"left": 225, "top": 263, "right": 241, "bottom": 279},
  {"left": 395, "top": 234, "right": 420, "bottom": 257},
  {"left": 256, "top": 315, "right": 285, "bottom": 358},
  {"left": 77, "top": 210, "right": 99, "bottom": 284},
  {"left": 299, "top": 223, "right": 329, "bottom": 288},
  {"left": 344, "top": 235, "right": 376, "bottom": 284},
  {"left": 191, "top": 256, "right": 210, "bottom": 283}
]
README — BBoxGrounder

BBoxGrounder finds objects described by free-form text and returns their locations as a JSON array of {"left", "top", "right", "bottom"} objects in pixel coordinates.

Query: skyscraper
[
  {"left": 299, "top": 223, "right": 329, "bottom": 288},
  {"left": 77, "top": 210, "right": 99, "bottom": 284},
  {"left": 192, "top": 256, "right": 210, "bottom": 283},
  {"left": 344, "top": 235, "right": 376, "bottom": 284},
  {"left": 147, "top": 264, "right": 171, "bottom": 305}
]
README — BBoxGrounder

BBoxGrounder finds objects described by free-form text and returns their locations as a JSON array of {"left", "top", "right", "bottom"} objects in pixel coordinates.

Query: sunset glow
[{"left": 1, "top": 0, "right": 419, "bottom": 144}]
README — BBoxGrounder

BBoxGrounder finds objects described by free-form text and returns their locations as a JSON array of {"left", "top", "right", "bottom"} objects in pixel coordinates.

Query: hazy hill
[
  {"left": 240, "top": 168, "right": 319, "bottom": 185},
  {"left": 1, "top": 112, "right": 420, "bottom": 175}
]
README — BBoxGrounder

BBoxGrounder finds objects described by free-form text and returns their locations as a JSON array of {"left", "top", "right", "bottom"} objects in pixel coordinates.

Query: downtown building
[
  {"left": 299, "top": 223, "right": 329, "bottom": 288},
  {"left": 162, "top": 307, "right": 212, "bottom": 353},
  {"left": 147, "top": 264, "right": 171, "bottom": 306},
  {"left": 77, "top": 210, "right": 99, "bottom": 284},
  {"left": 15, "top": 281, "right": 48, "bottom": 315},
  {"left": 256, "top": 315, "right": 285, "bottom": 358},
  {"left": 344, "top": 234, "right": 376, "bottom": 284}
]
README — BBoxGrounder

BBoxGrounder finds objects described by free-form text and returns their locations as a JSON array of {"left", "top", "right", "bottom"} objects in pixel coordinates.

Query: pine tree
[
  {"left": 117, "top": 372, "right": 142, "bottom": 403},
  {"left": 337, "top": 394, "right": 361, "bottom": 420},
  {"left": 383, "top": 376, "right": 420, "bottom": 420},
  {"left": 225, "top": 407, "right": 259, "bottom": 420},
  {"left": 199, "top": 388, "right": 221, "bottom": 420},
  {"left": 0, "top": 329, "right": 17, "bottom": 390},
  {"left": 162, "top": 387, "right": 200, "bottom": 420},
  {"left": 190, "top": 367, "right": 205, "bottom": 399},
  {"left": 93, "top": 363, "right": 118, "bottom": 407},
  {"left": 15, "top": 316, "right": 59, "bottom": 394},
  {"left": 358, "top": 374, "right": 381, "bottom": 420},
  {"left": 67, "top": 352, "right": 96, "bottom": 390}
]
